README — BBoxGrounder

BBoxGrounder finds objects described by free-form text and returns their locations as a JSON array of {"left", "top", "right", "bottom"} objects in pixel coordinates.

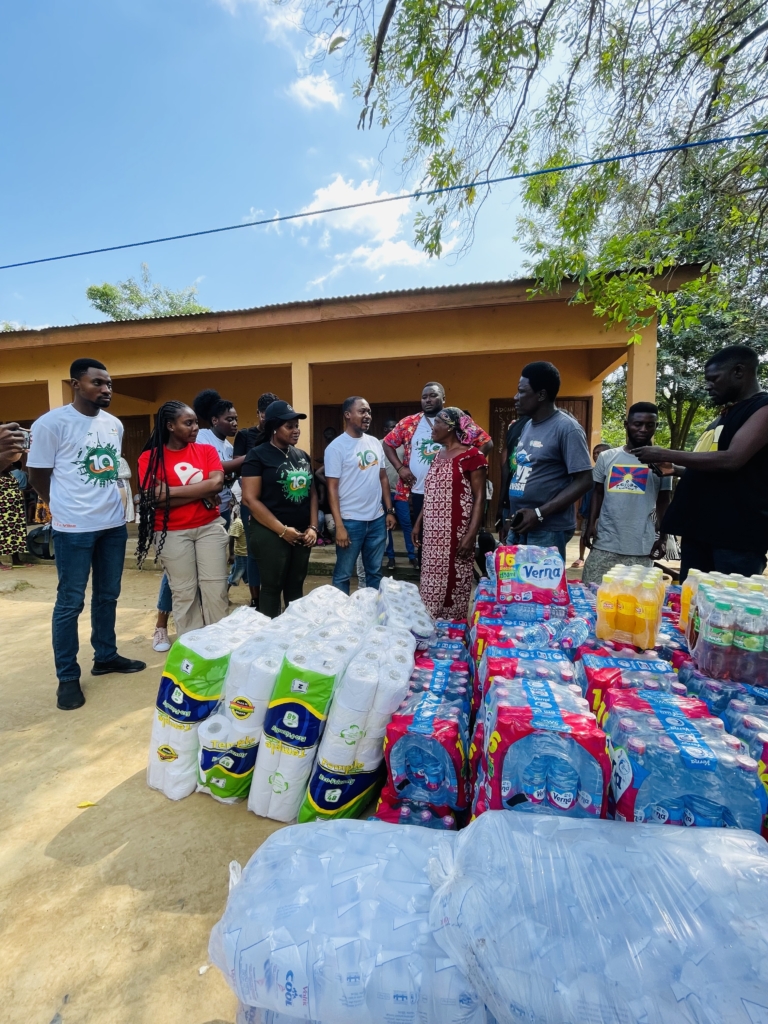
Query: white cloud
[
  {"left": 287, "top": 72, "right": 342, "bottom": 110},
  {"left": 299, "top": 175, "right": 440, "bottom": 287}
]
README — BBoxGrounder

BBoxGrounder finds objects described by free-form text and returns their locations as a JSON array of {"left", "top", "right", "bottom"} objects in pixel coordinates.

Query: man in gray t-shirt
[
  {"left": 507, "top": 361, "right": 593, "bottom": 561},
  {"left": 581, "top": 402, "right": 672, "bottom": 584}
]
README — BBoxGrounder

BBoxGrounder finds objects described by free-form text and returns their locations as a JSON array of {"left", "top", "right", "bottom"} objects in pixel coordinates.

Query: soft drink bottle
[
  {"left": 614, "top": 576, "right": 639, "bottom": 642},
  {"left": 596, "top": 574, "right": 617, "bottom": 640},
  {"left": 702, "top": 600, "right": 736, "bottom": 679},
  {"left": 732, "top": 603, "right": 767, "bottom": 685},
  {"left": 680, "top": 569, "right": 702, "bottom": 631},
  {"left": 633, "top": 580, "right": 659, "bottom": 649}
]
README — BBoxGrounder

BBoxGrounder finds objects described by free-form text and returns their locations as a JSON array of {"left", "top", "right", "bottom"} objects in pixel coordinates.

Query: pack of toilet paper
[
  {"left": 297, "top": 632, "right": 415, "bottom": 822},
  {"left": 197, "top": 713, "right": 261, "bottom": 803},
  {"left": 377, "top": 576, "right": 435, "bottom": 645},
  {"left": 147, "top": 610, "right": 269, "bottom": 801}
]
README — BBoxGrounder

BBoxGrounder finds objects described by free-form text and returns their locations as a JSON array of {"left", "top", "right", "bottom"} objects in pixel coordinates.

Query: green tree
[
  {"left": 300, "top": 0, "right": 768, "bottom": 337},
  {"left": 86, "top": 264, "right": 210, "bottom": 321}
]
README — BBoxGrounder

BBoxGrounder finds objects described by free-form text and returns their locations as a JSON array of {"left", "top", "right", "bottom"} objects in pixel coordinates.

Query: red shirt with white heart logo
[{"left": 138, "top": 443, "right": 223, "bottom": 531}]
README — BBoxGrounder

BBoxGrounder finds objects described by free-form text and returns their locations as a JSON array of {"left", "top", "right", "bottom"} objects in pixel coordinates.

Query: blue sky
[{"left": 0, "top": 0, "right": 525, "bottom": 328}]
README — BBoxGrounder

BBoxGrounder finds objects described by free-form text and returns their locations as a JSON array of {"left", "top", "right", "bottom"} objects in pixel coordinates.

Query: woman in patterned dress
[
  {"left": 412, "top": 407, "right": 488, "bottom": 619},
  {"left": 0, "top": 459, "right": 29, "bottom": 568}
]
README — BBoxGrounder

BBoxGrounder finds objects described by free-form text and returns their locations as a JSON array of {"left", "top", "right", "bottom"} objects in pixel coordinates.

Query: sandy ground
[{"left": 0, "top": 565, "right": 335, "bottom": 1024}]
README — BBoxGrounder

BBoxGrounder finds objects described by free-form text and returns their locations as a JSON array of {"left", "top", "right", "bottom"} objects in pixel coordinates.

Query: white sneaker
[{"left": 152, "top": 627, "right": 171, "bottom": 653}]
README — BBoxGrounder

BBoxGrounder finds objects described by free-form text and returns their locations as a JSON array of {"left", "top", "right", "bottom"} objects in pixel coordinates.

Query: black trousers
[
  {"left": 248, "top": 521, "right": 311, "bottom": 618},
  {"left": 680, "top": 537, "right": 767, "bottom": 583}
]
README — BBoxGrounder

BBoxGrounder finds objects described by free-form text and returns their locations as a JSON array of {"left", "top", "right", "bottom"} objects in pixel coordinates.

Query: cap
[{"left": 263, "top": 400, "right": 307, "bottom": 423}]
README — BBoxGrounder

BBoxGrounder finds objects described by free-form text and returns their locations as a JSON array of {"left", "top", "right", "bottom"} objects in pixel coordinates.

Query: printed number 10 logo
[{"left": 90, "top": 453, "right": 115, "bottom": 474}]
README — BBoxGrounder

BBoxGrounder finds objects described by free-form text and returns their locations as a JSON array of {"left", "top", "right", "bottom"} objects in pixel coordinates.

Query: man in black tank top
[{"left": 633, "top": 345, "right": 768, "bottom": 582}]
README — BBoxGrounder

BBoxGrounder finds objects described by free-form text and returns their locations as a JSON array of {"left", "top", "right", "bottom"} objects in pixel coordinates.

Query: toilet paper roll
[
  {"left": 146, "top": 713, "right": 200, "bottom": 800},
  {"left": 267, "top": 746, "right": 316, "bottom": 823},
  {"left": 318, "top": 728, "right": 359, "bottom": 770},
  {"left": 335, "top": 659, "right": 379, "bottom": 713},
  {"left": 326, "top": 700, "right": 368, "bottom": 736},
  {"left": 354, "top": 733, "right": 386, "bottom": 770},
  {"left": 373, "top": 668, "right": 411, "bottom": 715},
  {"left": 248, "top": 739, "right": 282, "bottom": 817}
]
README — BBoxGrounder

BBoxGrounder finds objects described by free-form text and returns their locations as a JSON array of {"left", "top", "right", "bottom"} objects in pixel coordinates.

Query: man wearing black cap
[{"left": 240, "top": 400, "right": 319, "bottom": 617}]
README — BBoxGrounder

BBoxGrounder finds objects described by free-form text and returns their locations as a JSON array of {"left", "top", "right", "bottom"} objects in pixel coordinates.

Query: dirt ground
[{"left": 0, "top": 565, "right": 334, "bottom": 1024}]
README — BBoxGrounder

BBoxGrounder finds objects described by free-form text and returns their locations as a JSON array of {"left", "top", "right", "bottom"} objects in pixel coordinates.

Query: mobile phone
[
  {"left": 202, "top": 498, "right": 215, "bottom": 510},
  {"left": 19, "top": 428, "right": 31, "bottom": 451},
  {"left": 510, "top": 510, "right": 525, "bottom": 530}
]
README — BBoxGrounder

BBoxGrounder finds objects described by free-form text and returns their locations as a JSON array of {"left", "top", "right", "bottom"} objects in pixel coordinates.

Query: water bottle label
[
  {"left": 547, "top": 783, "right": 577, "bottom": 811},
  {"left": 520, "top": 675, "right": 570, "bottom": 732},
  {"left": 734, "top": 630, "right": 764, "bottom": 652},
  {"left": 641, "top": 693, "right": 718, "bottom": 770},
  {"left": 706, "top": 625, "right": 734, "bottom": 647}
]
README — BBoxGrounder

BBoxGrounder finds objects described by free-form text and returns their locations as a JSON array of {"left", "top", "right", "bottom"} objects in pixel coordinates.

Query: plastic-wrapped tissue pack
[
  {"left": 147, "top": 609, "right": 268, "bottom": 801},
  {"left": 298, "top": 627, "right": 416, "bottom": 822},
  {"left": 377, "top": 576, "right": 434, "bottom": 645}
]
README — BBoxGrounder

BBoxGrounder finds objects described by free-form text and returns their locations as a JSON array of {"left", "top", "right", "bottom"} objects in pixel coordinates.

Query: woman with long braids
[
  {"left": 240, "top": 400, "right": 318, "bottom": 618},
  {"left": 137, "top": 401, "right": 228, "bottom": 635}
]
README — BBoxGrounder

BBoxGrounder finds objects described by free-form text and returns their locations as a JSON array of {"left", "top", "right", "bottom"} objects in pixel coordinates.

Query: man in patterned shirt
[{"left": 383, "top": 382, "right": 492, "bottom": 557}]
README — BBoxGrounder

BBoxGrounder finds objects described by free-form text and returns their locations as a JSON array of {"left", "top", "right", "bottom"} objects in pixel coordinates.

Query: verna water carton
[
  {"left": 493, "top": 545, "right": 568, "bottom": 606},
  {"left": 480, "top": 657, "right": 610, "bottom": 819},
  {"left": 576, "top": 653, "right": 677, "bottom": 715}
]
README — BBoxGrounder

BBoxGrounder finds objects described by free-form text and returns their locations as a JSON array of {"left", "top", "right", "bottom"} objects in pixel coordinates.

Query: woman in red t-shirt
[{"left": 137, "top": 401, "right": 228, "bottom": 635}]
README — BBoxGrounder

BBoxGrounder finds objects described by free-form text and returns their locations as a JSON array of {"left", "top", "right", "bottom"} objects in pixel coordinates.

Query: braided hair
[
  {"left": 193, "top": 388, "right": 233, "bottom": 426},
  {"left": 136, "top": 400, "right": 188, "bottom": 568}
]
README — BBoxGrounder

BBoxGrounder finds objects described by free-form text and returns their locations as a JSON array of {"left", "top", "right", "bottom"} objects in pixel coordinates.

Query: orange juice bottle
[
  {"left": 596, "top": 574, "right": 617, "bottom": 639},
  {"left": 633, "top": 580, "right": 659, "bottom": 649},
  {"left": 615, "top": 576, "right": 639, "bottom": 641}
]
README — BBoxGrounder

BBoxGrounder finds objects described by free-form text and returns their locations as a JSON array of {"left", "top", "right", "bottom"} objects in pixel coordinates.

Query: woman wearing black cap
[{"left": 240, "top": 400, "right": 319, "bottom": 618}]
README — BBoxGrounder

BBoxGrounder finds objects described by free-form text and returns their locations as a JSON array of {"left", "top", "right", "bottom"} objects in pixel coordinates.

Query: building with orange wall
[{"left": 0, "top": 278, "right": 663, "bottom": 504}]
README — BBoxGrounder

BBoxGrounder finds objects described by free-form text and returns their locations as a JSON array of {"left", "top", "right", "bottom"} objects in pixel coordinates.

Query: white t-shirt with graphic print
[
  {"left": 324, "top": 432, "right": 385, "bottom": 522},
  {"left": 409, "top": 413, "right": 443, "bottom": 495},
  {"left": 27, "top": 405, "right": 125, "bottom": 533}
]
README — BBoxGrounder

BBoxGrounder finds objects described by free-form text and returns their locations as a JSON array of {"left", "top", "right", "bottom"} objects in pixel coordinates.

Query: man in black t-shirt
[
  {"left": 634, "top": 345, "right": 768, "bottom": 581},
  {"left": 232, "top": 392, "right": 280, "bottom": 458}
]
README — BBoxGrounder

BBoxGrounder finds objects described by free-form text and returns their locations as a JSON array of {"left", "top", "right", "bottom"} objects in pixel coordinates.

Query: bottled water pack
[
  {"left": 429, "top": 811, "right": 768, "bottom": 1024},
  {"left": 478, "top": 653, "right": 610, "bottom": 819},
  {"left": 603, "top": 689, "right": 766, "bottom": 830},
  {"left": 576, "top": 652, "right": 677, "bottom": 715},
  {"left": 492, "top": 544, "right": 569, "bottom": 606},
  {"left": 209, "top": 818, "right": 491, "bottom": 1023},
  {"left": 381, "top": 662, "right": 471, "bottom": 811}
]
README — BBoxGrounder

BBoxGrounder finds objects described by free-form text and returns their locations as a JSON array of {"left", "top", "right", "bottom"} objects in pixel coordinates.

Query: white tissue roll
[
  {"left": 335, "top": 656, "right": 380, "bottom": 713},
  {"left": 267, "top": 746, "right": 316, "bottom": 823},
  {"left": 249, "top": 738, "right": 281, "bottom": 817},
  {"left": 147, "top": 711, "right": 200, "bottom": 800},
  {"left": 373, "top": 667, "right": 411, "bottom": 715}
]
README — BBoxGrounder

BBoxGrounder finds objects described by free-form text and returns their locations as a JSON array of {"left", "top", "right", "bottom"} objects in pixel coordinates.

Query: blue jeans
[
  {"left": 52, "top": 525, "right": 127, "bottom": 683},
  {"left": 240, "top": 504, "right": 261, "bottom": 587},
  {"left": 228, "top": 555, "right": 249, "bottom": 586},
  {"left": 332, "top": 517, "right": 387, "bottom": 594},
  {"left": 157, "top": 573, "right": 173, "bottom": 613},
  {"left": 385, "top": 499, "right": 415, "bottom": 560},
  {"left": 512, "top": 528, "right": 574, "bottom": 563}
]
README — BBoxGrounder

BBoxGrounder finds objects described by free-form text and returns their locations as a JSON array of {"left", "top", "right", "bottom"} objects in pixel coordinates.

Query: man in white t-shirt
[
  {"left": 325, "top": 397, "right": 396, "bottom": 593},
  {"left": 27, "top": 358, "right": 145, "bottom": 711}
]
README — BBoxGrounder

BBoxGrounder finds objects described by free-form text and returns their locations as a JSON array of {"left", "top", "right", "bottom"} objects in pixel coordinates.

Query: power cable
[{"left": 1, "top": 128, "right": 767, "bottom": 271}]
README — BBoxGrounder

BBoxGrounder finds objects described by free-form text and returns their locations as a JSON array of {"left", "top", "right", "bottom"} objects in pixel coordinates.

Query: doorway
[{"left": 120, "top": 415, "right": 152, "bottom": 490}]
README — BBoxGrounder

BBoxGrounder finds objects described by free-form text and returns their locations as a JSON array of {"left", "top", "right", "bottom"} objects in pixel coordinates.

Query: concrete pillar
[
  {"left": 47, "top": 376, "right": 69, "bottom": 410},
  {"left": 291, "top": 359, "right": 313, "bottom": 455},
  {"left": 626, "top": 331, "right": 657, "bottom": 408}
]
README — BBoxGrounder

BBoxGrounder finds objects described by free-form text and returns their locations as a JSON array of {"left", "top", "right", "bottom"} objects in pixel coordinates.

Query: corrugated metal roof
[{"left": 4, "top": 279, "right": 534, "bottom": 333}]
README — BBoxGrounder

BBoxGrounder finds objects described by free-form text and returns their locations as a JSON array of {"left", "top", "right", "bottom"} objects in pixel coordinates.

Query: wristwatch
[
  {"left": 534, "top": 507, "right": 545, "bottom": 523},
  {"left": 385, "top": 508, "right": 395, "bottom": 516}
]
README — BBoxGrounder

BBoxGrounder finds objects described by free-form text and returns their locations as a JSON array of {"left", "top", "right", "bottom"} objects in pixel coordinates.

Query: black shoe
[
  {"left": 92, "top": 655, "right": 147, "bottom": 676},
  {"left": 57, "top": 680, "right": 85, "bottom": 710},
  {"left": 409, "top": 558, "right": 418, "bottom": 568},
  {"left": 386, "top": 558, "right": 396, "bottom": 570}
]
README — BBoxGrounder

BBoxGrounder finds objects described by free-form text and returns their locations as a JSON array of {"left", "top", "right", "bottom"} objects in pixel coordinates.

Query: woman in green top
[{"left": 240, "top": 400, "right": 319, "bottom": 618}]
